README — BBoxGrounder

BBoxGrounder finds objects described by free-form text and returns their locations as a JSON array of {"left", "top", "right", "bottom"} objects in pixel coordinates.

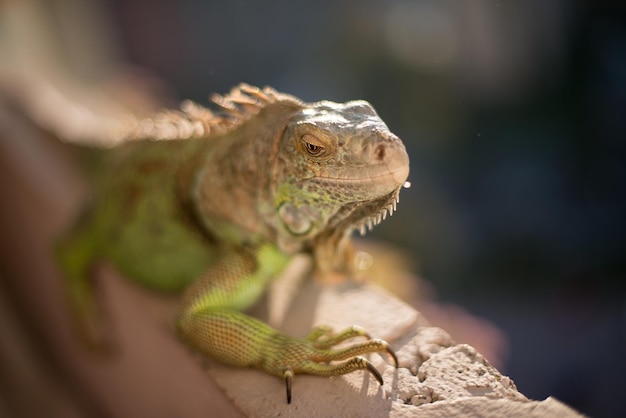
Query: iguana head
[
  {"left": 160, "top": 83, "right": 409, "bottom": 271},
  {"left": 271, "top": 99, "right": 410, "bottom": 268}
]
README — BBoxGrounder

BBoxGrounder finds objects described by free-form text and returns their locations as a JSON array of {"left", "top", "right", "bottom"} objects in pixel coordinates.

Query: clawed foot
[{"left": 277, "top": 325, "right": 398, "bottom": 404}]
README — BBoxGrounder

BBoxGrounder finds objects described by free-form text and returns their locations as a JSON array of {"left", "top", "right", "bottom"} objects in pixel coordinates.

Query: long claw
[
  {"left": 365, "top": 360, "right": 384, "bottom": 386},
  {"left": 283, "top": 368, "right": 293, "bottom": 404},
  {"left": 387, "top": 345, "right": 399, "bottom": 368},
  {"left": 284, "top": 368, "right": 293, "bottom": 404}
]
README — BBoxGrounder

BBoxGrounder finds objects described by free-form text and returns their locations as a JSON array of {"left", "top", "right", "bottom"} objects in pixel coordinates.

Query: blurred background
[{"left": 1, "top": 1, "right": 625, "bottom": 417}]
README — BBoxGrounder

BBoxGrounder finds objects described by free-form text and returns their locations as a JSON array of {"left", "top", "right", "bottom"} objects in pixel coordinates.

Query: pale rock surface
[{"left": 205, "top": 278, "right": 584, "bottom": 417}]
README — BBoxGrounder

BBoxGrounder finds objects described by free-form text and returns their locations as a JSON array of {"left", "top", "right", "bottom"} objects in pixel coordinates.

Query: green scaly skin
[{"left": 57, "top": 84, "right": 410, "bottom": 403}]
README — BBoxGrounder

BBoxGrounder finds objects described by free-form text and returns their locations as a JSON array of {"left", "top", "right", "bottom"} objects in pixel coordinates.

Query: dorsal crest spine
[{"left": 117, "top": 83, "right": 302, "bottom": 143}]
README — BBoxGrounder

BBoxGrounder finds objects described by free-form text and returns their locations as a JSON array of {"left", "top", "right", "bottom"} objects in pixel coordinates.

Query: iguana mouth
[
  {"left": 310, "top": 162, "right": 409, "bottom": 237},
  {"left": 312, "top": 164, "right": 410, "bottom": 186}
]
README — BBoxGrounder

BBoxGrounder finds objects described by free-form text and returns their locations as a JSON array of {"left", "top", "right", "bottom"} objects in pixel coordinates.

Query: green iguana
[{"left": 56, "top": 83, "right": 410, "bottom": 403}]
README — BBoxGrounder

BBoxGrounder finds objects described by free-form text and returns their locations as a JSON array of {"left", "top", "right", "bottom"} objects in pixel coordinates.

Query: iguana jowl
[{"left": 58, "top": 84, "right": 410, "bottom": 403}]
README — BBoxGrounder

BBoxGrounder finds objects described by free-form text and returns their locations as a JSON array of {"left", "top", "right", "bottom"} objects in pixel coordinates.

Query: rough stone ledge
[{"left": 206, "top": 280, "right": 585, "bottom": 417}]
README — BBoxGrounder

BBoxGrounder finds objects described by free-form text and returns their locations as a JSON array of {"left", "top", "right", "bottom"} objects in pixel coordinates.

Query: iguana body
[{"left": 57, "top": 84, "right": 410, "bottom": 403}]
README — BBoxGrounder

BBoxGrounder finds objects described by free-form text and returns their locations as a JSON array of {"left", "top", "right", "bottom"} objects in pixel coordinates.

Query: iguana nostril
[{"left": 374, "top": 144, "right": 386, "bottom": 161}]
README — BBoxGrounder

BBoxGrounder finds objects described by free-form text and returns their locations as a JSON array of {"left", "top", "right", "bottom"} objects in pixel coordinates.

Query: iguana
[{"left": 56, "top": 83, "right": 410, "bottom": 403}]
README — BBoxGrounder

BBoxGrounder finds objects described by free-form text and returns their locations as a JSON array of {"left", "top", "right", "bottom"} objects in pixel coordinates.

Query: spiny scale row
[
  {"left": 357, "top": 191, "right": 400, "bottom": 237},
  {"left": 115, "top": 84, "right": 287, "bottom": 142}
]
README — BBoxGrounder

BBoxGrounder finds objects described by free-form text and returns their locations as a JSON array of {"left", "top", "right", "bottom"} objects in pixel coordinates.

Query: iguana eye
[
  {"left": 305, "top": 142, "right": 322, "bottom": 155},
  {"left": 302, "top": 134, "right": 326, "bottom": 157}
]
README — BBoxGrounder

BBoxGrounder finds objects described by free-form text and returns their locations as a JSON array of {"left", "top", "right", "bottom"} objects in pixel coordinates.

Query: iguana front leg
[{"left": 176, "top": 243, "right": 397, "bottom": 403}]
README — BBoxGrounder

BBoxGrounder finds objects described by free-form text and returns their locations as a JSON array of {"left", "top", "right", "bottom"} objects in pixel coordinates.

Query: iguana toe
[{"left": 273, "top": 326, "right": 397, "bottom": 403}]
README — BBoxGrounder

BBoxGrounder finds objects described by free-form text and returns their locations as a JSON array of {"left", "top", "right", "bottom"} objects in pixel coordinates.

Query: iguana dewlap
[{"left": 57, "top": 84, "right": 410, "bottom": 403}]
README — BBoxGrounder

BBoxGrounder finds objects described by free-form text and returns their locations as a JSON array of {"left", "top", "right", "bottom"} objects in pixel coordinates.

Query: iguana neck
[{"left": 190, "top": 103, "right": 302, "bottom": 245}]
